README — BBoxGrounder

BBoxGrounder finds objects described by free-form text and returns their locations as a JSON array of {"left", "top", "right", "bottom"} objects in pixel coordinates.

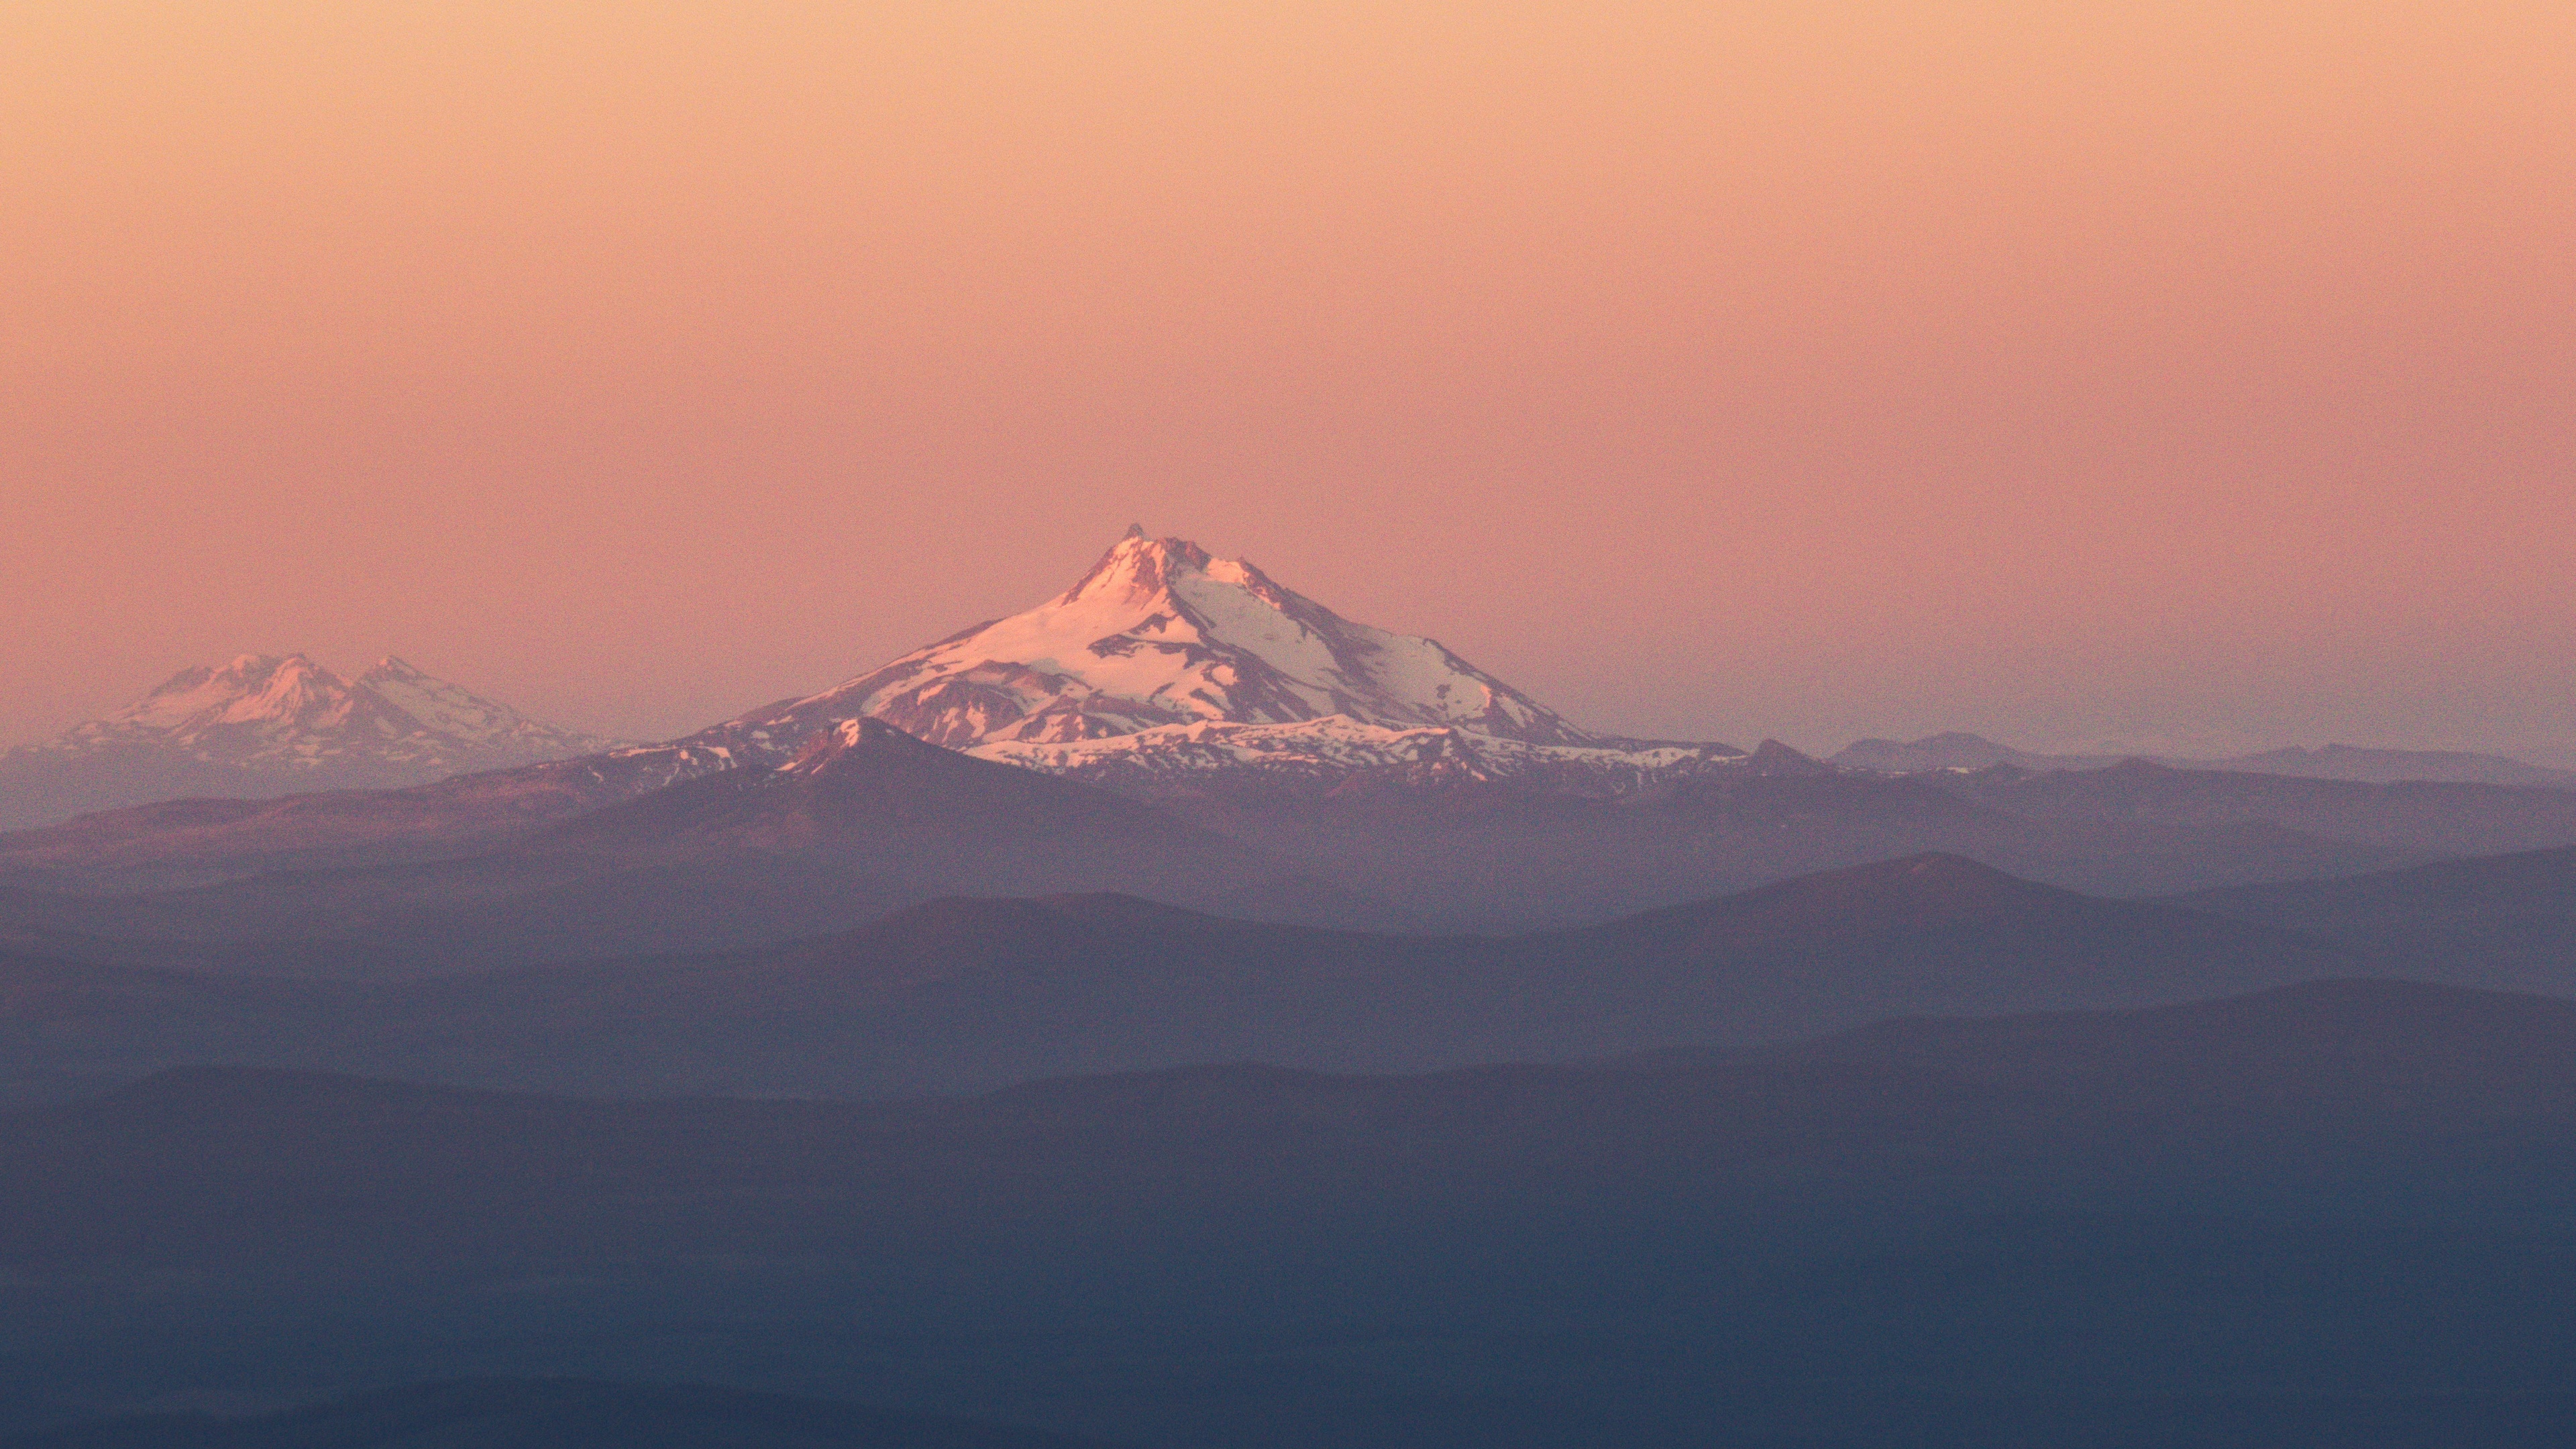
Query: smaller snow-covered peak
[{"left": 33, "top": 653, "right": 620, "bottom": 784}]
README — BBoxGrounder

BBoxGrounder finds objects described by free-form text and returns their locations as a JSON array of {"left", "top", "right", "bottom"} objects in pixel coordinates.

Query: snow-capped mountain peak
[
  {"left": 79, "top": 653, "right": 590, "bottom": 759},
  {"left": 715, "top": 531, "right": 1593, "bottom": 753},
  {"left": 113, "top": 653, "right": 353, "bottom": 735},
  {"left": 1, "top": 654, "right": 627, "bottom": 828}
]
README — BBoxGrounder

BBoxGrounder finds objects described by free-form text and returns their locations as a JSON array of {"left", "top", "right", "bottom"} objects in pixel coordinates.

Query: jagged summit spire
[
  {"left": 205, "top": 652, "right": 313, "bottom": 679},
  {"left": 1122, "top": 521, "right": 1146, "bottom": 539},
  {"left": 1061, "top": 529, "right": 1232, "bottom": 606}
]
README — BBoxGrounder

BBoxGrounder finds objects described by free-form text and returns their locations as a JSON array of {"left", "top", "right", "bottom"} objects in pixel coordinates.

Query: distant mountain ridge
[
  {"left": 2214, "top": 743, "right": 2576, "bottom": 788},
  {"left": 0, "top": 655, "right": 619, "bottom": 830},
  {"left": 1832, "top": 731, "right": 2576, "bottom": 788}
]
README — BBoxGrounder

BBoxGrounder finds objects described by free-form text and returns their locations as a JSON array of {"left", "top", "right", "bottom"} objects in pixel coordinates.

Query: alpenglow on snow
[{"left": 686, "top": 529, "right": 1747, "bottom": 794}]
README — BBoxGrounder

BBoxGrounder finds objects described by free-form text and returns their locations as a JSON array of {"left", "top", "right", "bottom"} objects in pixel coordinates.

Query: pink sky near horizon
[{"left": 4, "top": 2, "right": 2571, "bottom": 759}]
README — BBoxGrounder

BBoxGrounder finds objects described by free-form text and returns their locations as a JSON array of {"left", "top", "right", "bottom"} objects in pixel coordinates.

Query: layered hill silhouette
[
  {"left": 0, "top": 853, "right": 2380, "bottom": 1102},
  {"left": 1130, "top": 759, "right": 2471, "bottom": 926},
  {"left": 2177, "top": 844, "right": 2576, "bottom": 992},
  {"left": 15, "top": 744, "right": 2520, "bottom": 944},
  {"left": 9, "top": 979, "right": 2576, "bottom": 1445},
  {"left": 17, "top": 734, "right": 2576, "bottom": 940}
]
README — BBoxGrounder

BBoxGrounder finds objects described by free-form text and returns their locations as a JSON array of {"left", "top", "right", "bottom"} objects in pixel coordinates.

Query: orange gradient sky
[{"left": 4, "top": 2, "right": 2571, "bottom": 757}]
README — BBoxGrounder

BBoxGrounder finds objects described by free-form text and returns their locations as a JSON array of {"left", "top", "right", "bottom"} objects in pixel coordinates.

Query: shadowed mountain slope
[
  {"left": 1146, "top": 767, "right": 2423, "bottom": 928},
  {"left": 2176, "top": 845, "right": 2576, "bottom": 992},
  {"left": 1545, "top": 851, "right": 2366, "bottom": 1039}
]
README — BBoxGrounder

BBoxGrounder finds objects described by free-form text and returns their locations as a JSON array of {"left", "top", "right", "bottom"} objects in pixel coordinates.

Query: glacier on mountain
[{"left": 693, "top": 530, "right": 1745, "bottom": 795}]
